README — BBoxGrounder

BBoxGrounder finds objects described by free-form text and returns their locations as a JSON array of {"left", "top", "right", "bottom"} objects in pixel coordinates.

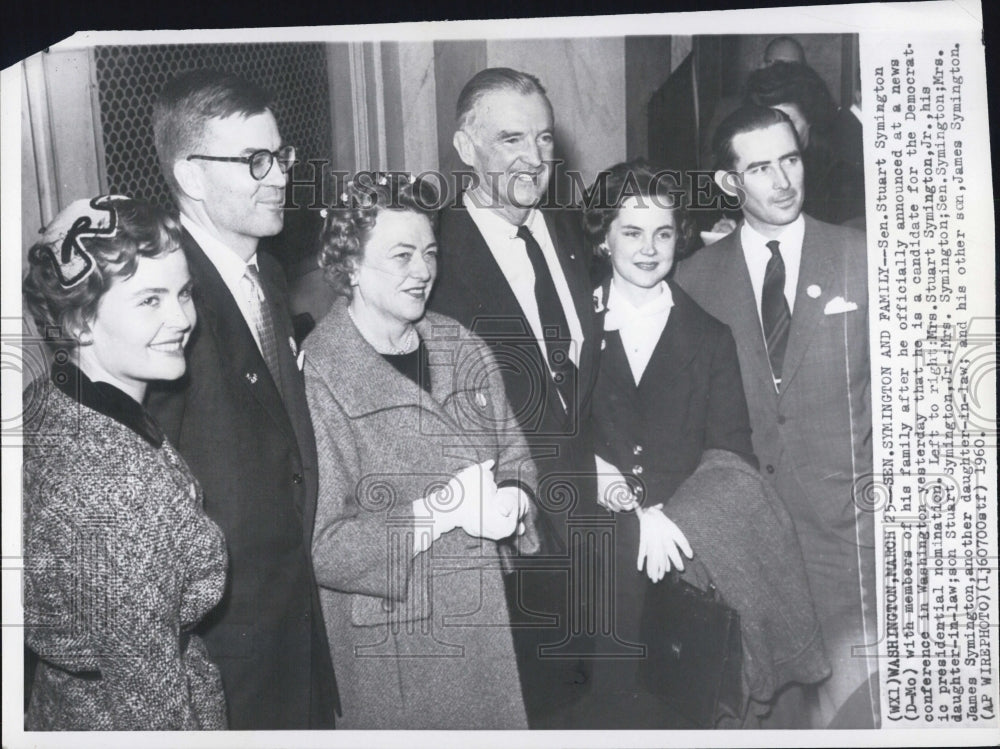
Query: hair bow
[{"left": 33, "top": 195, "right": 127, "bottom": 288}]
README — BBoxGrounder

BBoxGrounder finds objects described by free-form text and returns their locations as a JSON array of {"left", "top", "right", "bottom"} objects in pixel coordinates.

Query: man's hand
[{"left": 636, "top": 504, "right": 693, "bottom": 583}]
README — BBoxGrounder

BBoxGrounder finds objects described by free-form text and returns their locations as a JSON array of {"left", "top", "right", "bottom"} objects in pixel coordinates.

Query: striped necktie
[
  {"left": 762, "top": 239, "right": 791, "bottom": 388},
  {"left": 242, "top": 264, "right": 283, "bottom": 393}
]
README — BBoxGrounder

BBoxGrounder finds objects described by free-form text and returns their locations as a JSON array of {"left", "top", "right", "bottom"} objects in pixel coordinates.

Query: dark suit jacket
[
  {"left": 590, "top": 278, "right": 756, "bottom": 508},
  {"left": 146, "top": 230, "right": 337, "bottom": 729},
  {"left": 428, "top": 204, "right": 599, "bottom": 554}
]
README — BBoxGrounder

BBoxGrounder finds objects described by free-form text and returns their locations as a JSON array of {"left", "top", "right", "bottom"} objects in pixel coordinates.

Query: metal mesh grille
[{"left": 93, "top": 43, "right": 333, "bottom": 212}]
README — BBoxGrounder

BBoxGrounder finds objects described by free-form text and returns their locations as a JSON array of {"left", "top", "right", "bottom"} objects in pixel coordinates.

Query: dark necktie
[
  {"left": 762, "top": 239, "right": 791, "bottom": 388},
  {"left": 516, "top": 224, "right": 575, "bottom": 410},
  {"left": 242, "top": 264, "right": 284, "bottom": 394}
]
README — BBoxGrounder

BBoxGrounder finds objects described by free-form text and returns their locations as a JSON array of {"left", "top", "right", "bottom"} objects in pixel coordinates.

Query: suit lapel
[
  {"left": 257, "top": 257, "right": 313, "bottom": 463},
  {"left": 636, "top": 283, "right": 700, "bottom": 391},
  {"left": 544, "top": 210, "right": 591, "bottom": 342},
  {"left": 183, "top": 231, "right": 297, "bottom": 443},
  {"left": 779, "top": 216, "right": 837, "bottom": 396},
  {"left": 721, "top": 231, "right": 776, "bottom": 398},
  {"left": 449, "top": 207, "right": 524, "bottom": 320},
  {"left": 449, "top": 206, "right": 571, "bottom": 423}
]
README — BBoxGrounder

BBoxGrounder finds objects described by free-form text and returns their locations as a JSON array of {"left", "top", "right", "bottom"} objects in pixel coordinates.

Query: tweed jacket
[
  {"left": 23, "top": 367, "right": 227, "bottom": 730},
  {"left": 304, "top": 302, "right": 534, "bottom": 729},
  {"left": 145, "top": 230, "right": 337, "bottom": 729}
]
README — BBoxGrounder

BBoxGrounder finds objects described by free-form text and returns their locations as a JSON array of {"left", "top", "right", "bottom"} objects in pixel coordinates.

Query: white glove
[
  {"left": 414, "top": 460, "right": 527, "bottom": 553},
  {"left": 594, "top": 454, "right": 639, "bottom": 512},
  {"left": 495, "top": 486, "right": 530, "bottom": 539},
  {"left": 636, "top": 504, "right": 693, "bottom": 583}
]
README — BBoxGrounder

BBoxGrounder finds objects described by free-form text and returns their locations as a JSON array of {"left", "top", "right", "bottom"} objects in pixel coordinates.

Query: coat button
[
  {"left": 633, "top": 444, "right": 643, "bottom": 456},
  {"left": 765, "top": 464, "right": 775, "bottom": 474},
  {"left": 632, "top": 465, "right": 644, "bottom": 475},
  {"left": 777, "top": 415, "right": 786, "bottom": 425},
  {"left": 292, "top": 473, "right": 303, "bottom": 484}
]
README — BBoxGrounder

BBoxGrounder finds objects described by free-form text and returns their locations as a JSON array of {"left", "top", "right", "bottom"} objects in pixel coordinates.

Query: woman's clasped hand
[{"left": 414, "top": 459, "right": 529, "bottom": 554}]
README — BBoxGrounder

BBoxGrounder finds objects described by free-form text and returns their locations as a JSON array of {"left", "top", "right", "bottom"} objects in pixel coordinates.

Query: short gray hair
[{"left": 455, "top": 68, "right": 549, "bottom": 130}]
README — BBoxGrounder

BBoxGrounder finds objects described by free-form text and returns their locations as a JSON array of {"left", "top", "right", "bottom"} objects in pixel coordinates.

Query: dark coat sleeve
[{"left": 703, "top": 323, "right": 758, "bottom": 469}]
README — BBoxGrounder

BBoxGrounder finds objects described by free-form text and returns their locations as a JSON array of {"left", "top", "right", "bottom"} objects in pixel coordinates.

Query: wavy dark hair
[
  {"left": 23, "top": 198, "right": 185, "bottom": 349},
  {"left": 317, "top": 174, "right": 440, "bottom": 299},
  {"left": 581, "top": 159, "right": 696, "bottom": 261}
]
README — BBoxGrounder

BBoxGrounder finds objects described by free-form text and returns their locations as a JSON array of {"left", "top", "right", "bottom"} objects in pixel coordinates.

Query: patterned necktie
[
  {"left": 761, "top": 239, "right": 791, "bottom": 388},
  {"left": 516, "top": 224, "right": 575, "bottom": 410},
  {"left": 242, "top": 264, "right": 283, "bottom": 393}
]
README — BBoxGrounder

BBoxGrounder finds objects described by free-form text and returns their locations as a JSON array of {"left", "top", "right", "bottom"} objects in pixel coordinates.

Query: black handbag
[{"left": 637, "top": 573, "right": 743, "bottom": 728}]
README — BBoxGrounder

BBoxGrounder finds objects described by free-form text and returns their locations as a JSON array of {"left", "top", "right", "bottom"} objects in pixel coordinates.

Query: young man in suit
[
  {"left": 427, "top": 68, "right": 599, "bottom": 728},
  {"left": 675, "top": 105, "right": 877, "bottom": 728},
  {"left": 146, "top": 70, "right": 337, "bottom": 729}
]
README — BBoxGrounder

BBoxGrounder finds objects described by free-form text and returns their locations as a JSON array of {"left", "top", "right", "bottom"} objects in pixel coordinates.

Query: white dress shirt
[
  {"left": 603, "top": 278, "right": 674, "bottom": 385},
  {"left": 181, "top": 215, "right": 266, "bottom": 354},
  {"left": 463, "top": 195, "right": 584, "bottom": 369},
  {"left": 740, "top": 215, "right": 805, "bottom": 317}
]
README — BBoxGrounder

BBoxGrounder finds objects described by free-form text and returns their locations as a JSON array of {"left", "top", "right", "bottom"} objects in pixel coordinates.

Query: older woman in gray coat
[{"left": 304, "top": 176, "right": 535, "bottom": 729}]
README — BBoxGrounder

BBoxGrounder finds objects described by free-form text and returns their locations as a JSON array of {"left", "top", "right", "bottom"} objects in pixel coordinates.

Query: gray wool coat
[{"left": 304, "top": 301, "right": 534, "bottom": 729}]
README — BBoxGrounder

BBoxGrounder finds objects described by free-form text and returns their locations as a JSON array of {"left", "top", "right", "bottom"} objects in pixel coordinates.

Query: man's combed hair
[
  {"left": 455, "top": 68, "right": 548, "bottom": 129},
  {"left": 711, "top": 105, "right": 797, "bottom": 172},
  {"left": 152, "top": 69, "right": 275, "bottom": 194}
]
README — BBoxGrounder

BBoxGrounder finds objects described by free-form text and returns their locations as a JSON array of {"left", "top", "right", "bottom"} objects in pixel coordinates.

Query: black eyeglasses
[{"left": 187, "top": 145, "right": 296, "bottom": 181}]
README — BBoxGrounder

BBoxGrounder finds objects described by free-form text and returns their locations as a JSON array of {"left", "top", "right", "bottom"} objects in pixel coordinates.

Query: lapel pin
[
  {"left": 806, "top": 284, "right": 822, "bottom": 299},
  {"left": 245, "top": 371, "right": 258, "bottom": 384},
  {"left": 289, "top": 336, "right": 298, "bottom": 356}
]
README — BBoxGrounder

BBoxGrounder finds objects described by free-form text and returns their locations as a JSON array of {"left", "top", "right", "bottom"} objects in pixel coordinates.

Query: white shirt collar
[
  {"left": 739, "top": 213, "right": 804, "bottom": 316},
  {"left": 740, "top": 213, "right": 805, "bottom": 256},
  {"left": 604, "top": 278, "right": 674, "bottom": 331},
  {"left": 463, "top": 193, "right": 540, "bottom": 243},
  {"left": 181, "top": 213, "right": 258, "bottom": 286},
  {"left": 460, "top": 193, "right": 584, "bottom": 374},
  {"left": 604, "top": 278, "right": 674, "bottom": 385}
]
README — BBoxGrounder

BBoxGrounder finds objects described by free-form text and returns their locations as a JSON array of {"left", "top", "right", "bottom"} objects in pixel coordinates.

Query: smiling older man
[{"left": 428, "top": 67, "right": 599, "bottom": 728}]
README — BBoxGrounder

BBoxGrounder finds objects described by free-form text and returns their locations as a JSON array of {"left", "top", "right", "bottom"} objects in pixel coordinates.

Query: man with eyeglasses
[{"left": 146, "top": 69, "right": 338, "bottom": 730}]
